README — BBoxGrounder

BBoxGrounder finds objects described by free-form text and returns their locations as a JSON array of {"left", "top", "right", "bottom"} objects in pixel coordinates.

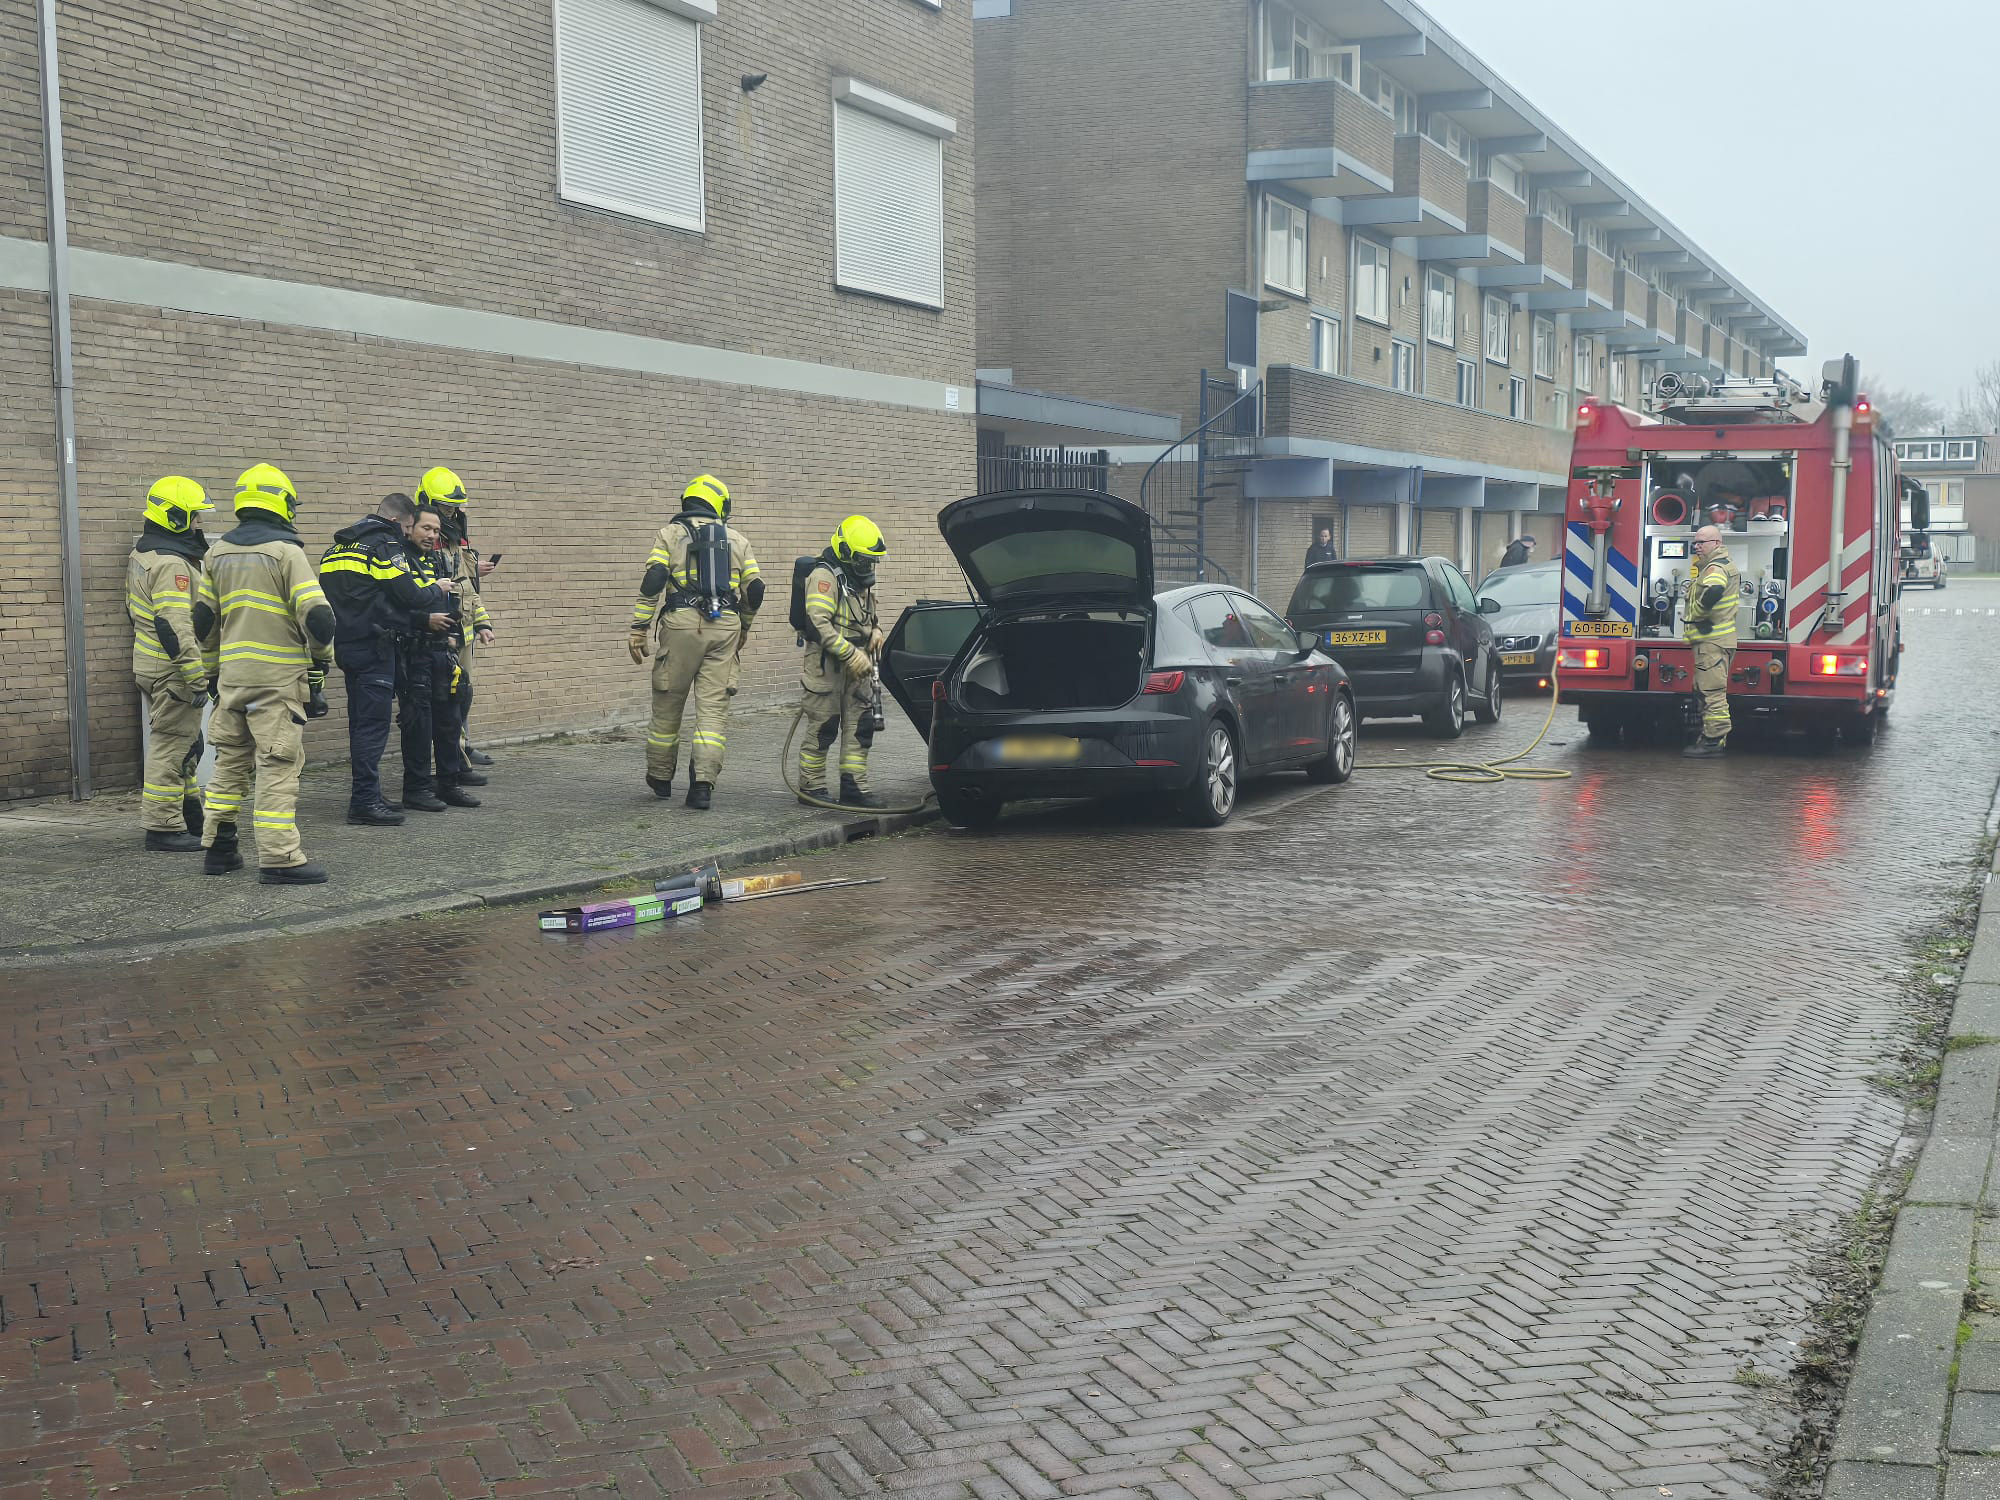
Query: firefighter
[
  {"left": 1681, "top": 523, "right": 1742, "bottom": 758},
  {"left": 398, "top": 504, "right": 481, "bottom": 810},
  {"left": 127, "top": 476, "right": 215, "bottom": 851},
  {"left": 629, "top": 474, "right": 763, "bottom": 809},
  {"left": 416, "top": 467, "right": 494, "bottom": 782},
  {"left": 798, "top": 515, "right": 888, "bottom": 809},
  {"left": 196, "top": 464, "right": 337, "bottom": 882}
]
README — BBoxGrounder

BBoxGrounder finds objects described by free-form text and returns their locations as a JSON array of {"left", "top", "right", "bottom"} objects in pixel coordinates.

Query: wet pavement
[{"left": 6, "top": 585, "right": 2000, "bottom": 1500}]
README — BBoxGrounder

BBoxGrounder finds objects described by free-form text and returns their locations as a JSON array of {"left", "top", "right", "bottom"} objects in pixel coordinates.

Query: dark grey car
[{"left": 1474, "top": 561, "right": 1562, "bottom": 689}]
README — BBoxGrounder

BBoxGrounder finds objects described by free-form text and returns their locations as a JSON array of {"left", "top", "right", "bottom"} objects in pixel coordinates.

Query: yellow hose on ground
[
  {"left": 779, "top": 705, "right": 937, "bottom": 816},
  {"left": 1358, "top": 677, "right": 1573, "bottom": 784}
]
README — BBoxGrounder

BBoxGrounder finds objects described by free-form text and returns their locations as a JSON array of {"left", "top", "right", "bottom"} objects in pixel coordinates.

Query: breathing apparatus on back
[{"left": 676, "top": 474, "right": 734, "bottom": 621}]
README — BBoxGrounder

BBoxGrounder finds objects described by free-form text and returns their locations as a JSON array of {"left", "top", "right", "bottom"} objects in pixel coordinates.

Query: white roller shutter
[
  {"left": 1419, "top": 508, "right": 1456, "bottom": 558},
  {"left": 555, "top": 0, "right": 706, "bottom": 233},
  {"left": 1346, "top": 505, "right": 1393, "bottom": 558},
  {"left": 835, "top": 101, "right": 945, "bottom": 308}
]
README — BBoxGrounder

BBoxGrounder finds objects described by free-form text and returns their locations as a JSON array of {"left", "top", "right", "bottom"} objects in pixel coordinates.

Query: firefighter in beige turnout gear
[
  {"left": 196, "top": 464, "right": 338, "bottom": 883},
  {"left": 629, "top": 475, "right": 763, "bottom": 810},
  {"left": 128, "top": 476, "right": 216, "bottom": 851},
  {"left": 799, "top": 516, "right": 889, "bottom": 809},
  {"left": 1681, "top": 524, "right": 1743, "bottom": 759}
]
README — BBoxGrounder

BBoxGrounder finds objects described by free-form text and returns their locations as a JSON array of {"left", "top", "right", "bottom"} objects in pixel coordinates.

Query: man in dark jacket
[
  {"left": 1498, "top": 534, "right": 1536, "bottom": 568},
  {"left": 318, "top": 493, "right": 454, "bottom": 825},
  {"left": 1305, "top": 527, "right": 1339, "bottom": 567}
]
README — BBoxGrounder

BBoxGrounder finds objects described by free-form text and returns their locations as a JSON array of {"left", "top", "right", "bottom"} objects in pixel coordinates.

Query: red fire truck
[{"left": 1555, "top": 356, "right": 1922, "bottom": 744}]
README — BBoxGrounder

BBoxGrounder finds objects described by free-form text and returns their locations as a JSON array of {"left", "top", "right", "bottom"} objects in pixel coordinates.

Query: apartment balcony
[
  {"left": 1464, "top": 181, "right": 1524, "bottom": 252},
  {"left": 1523, "top": 217, "right": 1573, "bottom": 289},
  {"left": 1247, "top": 80, "right": 1394, "bottom": 198},
  {"left": 1572, "top": 245, "right": 1614, "bottom": 306},
  {"left": 1263, "top": 365, "right": 1572, "bottom": 486},
  {"left": 1650, "top": 288, "right": 1679, "bottom": 342}
]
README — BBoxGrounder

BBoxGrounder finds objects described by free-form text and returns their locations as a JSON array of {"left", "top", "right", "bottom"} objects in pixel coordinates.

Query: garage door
[
  {"left": 1346, "top": 505, "right": 1394, "bottom": 558},
  {"left": 1522, "top": 514, "right": 1561, "bottom": 556},
  {"left": 1475, "top": 512, "right": 1511, "bottom": 580},
  {"left": 1418, "top": 508, "right": 1457, "bottom": 561}
]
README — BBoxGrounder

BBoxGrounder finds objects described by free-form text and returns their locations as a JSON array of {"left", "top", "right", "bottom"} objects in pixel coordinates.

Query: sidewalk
[
  {"left": 1824, "top": 844, "right": 2000, "bottom": 1498},
  {"left": 0, "top": 706, "right": 934, "bottom": 969}
]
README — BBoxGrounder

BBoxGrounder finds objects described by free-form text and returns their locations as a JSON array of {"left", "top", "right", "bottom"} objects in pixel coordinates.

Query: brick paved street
[{"left": 6, "top": 586, "right": 2000, "bottom": 1500}]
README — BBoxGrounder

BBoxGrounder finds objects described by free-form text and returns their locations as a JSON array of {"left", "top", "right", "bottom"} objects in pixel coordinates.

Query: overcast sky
[{"left": 1422, "top": 0, "right": 1992, "bottom": 407}]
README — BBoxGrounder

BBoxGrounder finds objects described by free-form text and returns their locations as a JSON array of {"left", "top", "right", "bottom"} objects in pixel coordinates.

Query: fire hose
[
  {"left": 777, "top": 695, "right": 937, "bottom": 816},
  {"left": 1357, "top": 676, "right": 1572, "bottom": 785}
]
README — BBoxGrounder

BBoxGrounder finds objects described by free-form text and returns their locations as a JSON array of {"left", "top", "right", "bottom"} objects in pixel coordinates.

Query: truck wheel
[
  {"left": 1841, "top": 713, "right": 1879, "bottom": 745},
  {"left": 1583, "top": 710, "right": 1623, "bottom": 743}
]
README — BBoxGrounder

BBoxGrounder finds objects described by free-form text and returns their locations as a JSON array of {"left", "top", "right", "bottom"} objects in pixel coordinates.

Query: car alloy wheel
[
  {"left": 1474, "top": 661, "right": 1503, "bottom": 724},
  {"left": 1206, "top": 722, "right": 1237, "bottom": 817},
  {"left": 1308, "top": 691, "right": 1356, "bottom": 784}
]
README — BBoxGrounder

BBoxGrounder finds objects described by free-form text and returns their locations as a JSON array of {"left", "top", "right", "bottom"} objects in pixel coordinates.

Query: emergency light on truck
[
  {"left": 1556, "top": 645, "right": 1609, "bottom": 670},
  {"left": 1808, "top": 653, "right": 1868, "bottom": 677}
]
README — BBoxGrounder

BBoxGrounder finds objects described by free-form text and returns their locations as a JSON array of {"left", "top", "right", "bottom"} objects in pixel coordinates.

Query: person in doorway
[
  {"left": 1498, "top": 534, "right": 1537, "bottom": 568},
  {"left": 1305, "top": 527, "right": 1338, "bottom": 567},
  {"left": 128, "top": 476, "right": 215, "bottom": 851},
  {"left": 1681, "top": 524, "right": 1742, "bottom": 759}
]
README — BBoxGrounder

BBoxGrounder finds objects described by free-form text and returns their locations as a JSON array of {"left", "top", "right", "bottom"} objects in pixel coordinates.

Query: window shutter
[
  {"left": 555, "top": 0, "right": 706, "bottom": 233},
  {"left": 835, "top": 102, "right": 945, "bottom": 308}
]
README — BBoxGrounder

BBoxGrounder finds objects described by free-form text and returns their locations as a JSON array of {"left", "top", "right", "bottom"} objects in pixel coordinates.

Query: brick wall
[
  {"left": 1526, "top": 218, "right": 1572, "bottom": 280},
  {"left": 1246, "top": 79, "right": 1394, "bottom": 184},
  {"left": 1, "top": 290, "right": 64, "bottom": 800},
  {"left": 1257, "top": 205, "right": 1346, "bottom": 376},
  {"left": 1575, "top": 246, "right": 1613, "bottom": 304},
  {"left": 1394, "top": 136, "right": 1468, "bottom": 225},
  {"left": 0, "top": 3, "right": 44, "bottom": 239},
  {"left": 1466, "top": 181, "right": 1523, "bottom": 251},
  {"left": 1267, "top": 365, "right": 1570, "bottom": 478}
]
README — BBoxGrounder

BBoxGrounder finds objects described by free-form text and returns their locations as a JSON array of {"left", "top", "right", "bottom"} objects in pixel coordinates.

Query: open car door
[{"left": 879, "top": 599, "right": 984, "bottom": 739}]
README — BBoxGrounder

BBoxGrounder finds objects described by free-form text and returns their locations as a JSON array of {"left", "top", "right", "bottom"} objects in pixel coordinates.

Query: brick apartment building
[
  {"left": 2, "top": 0, "right": 974, "bottom": 801},
  {"left": 971, "top": 0, "right": 1804, "bottom": 601}
]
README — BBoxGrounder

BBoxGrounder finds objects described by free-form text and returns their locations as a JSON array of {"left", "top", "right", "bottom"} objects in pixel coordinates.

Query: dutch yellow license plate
[
  {"left": 1568, "top": 620, "right": 1634, "bottom": 638},
  {"left": 1501, "top": 652, "right": 1535, "bottom": 666},
  {"left": 1324, "top": 629, "right": 1389, "bottom": 647},
  {"left": 996, "top": 735, "right": 1082, "bottom": 764}
]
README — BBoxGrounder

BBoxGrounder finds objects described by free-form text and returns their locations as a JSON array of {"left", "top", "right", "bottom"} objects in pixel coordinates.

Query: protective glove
[
  {"left": 205, "top": 675, "right": 220, "bottom": 705},
  {"left": 305, "top": 667, "right": 330, "bottom": 719},
  {"left": 868, "top": 626, "right": 887, "bottom": 655},
  {"left": 629, "top": 630, "right": 650, "bottom": 665},
  {"left": 843, "top": 649, "right": 875, "bottom": 681}
]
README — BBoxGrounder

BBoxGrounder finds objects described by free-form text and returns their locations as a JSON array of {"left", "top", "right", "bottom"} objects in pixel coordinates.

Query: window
[
  {"left": 1354, "top": 239, "right": 1390, "bottom": 324},
  {"left": 1439, "top": 564, "right": 1479, "bottom": 615},
  {"left": 1261, "top": 3, "right": 1356, "bottom": 84},
  {"left": 1482, "top": 152, "right": 1526, "bottom": 201},
  {"left": 1237, "top": 596, "right": 1301, "bottom": 651},
  {"left": 834, "top": 83, "right": 953, "bottom": 308},
  {"left": 1904, "top": 439, "right": 1945, "bottom": 462},
  {"left": 1583, "top": 221, "right": 1608, "bottom": 254},
  {"left": 1294, "top": 565, "right": 1427, "bottom": 611},
  {"left": 1948, "top": 439, "right": 1980, "bottom": 462},
  {"left": 1484, "top": 295, "right": 1510, "bottom": 362},
  {"left": 1391, "top": 339, "right": 1416, "bottom": 392},
  {"left": 1264, "top": 197, "right": 1307, "bottom": 295},
  {"left": 1508, "top": 376, "right": 1528, "bottom": 419},
  {"left": 1184, "top": 592, "right": 1254, "bottom": 650},
  {"left": 1421, "top": 114, "right": 1473, "bottom": 165},
  {"left": 1533, "top": 190, "right": 1571, "bottom": 231},
  {"left": 1456, "top": 359, "right": 1478, "bottom": 408},
  {"left": 1425, "top": 270, "right": 1455, "bottom": 346},
  {"left": 1574, "top": 335, "right": 1594, "bottom": 392},
  {"left": 554, "top": 0, "right": 708, "bottom": 233},
  {"left": 1551, "top": 389, "right": 1570, "bottom": 428},
  {"left": 1309, "top": 313, "right": 1340, "bottom": 373},
  {"left": 1532, "top": 316, "right": 1556, "bottom": 379},
  {"left": 1609, "top": 358, "right": 1626, "bottom": 405},
  {"left": 1359, "top": 63, "right": 1417, "bottom": 134}
]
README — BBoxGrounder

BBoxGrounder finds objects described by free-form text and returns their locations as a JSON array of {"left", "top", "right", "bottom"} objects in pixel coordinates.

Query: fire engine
[{"left": 1555, "top": 355, "right": 1923, "bottom": 745}]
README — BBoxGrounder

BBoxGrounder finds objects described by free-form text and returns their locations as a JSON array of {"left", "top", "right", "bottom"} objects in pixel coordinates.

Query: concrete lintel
[
  {"left": 1531, "top": 169, "right": 1592, "bottom": 191},
  {"left": 1408, "top": 233, "right": 1523, "bottom": 268},
  {"left": 1262, "top": 436, "right": 1561, "bottom": 491},
  {"left": 1522, "top": 287, "right": 1589, "bottom": 311},
  {"left": 1344, "top": 196, "right": 1467, "bottom": 234},
  {"left": 975, "top": 382, "right": 1181, "bottom": 443},
  {"left": 1482, "top": 132, "right": 1548, "bottom": 155},
  {"left": 1484, "top": 479, "right": 1540, "bottom": 511},
  {"left": 1473, "top": 262, "right": 1545, "bottom": 291},
  {"left": 1255, "top": 148, "right": 1395, "bottom": 197},
  {"left": 1245, "top": 455, "right": 1333, "bottom": 499},
  {"left": 1422, "top": 88, "right": 1495, "bottom": 113},
  {"left": 1417, "top": 472, "right": 1485, "bottom": 509},
  {"left": 1360, "top": 32, "right": 1427, "bottom": 59},
  {"left": 1334, "top": 466, "right": 1418, "bottom": 507}
]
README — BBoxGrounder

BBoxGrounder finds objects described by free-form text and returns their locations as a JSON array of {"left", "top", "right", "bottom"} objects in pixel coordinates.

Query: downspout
[
  {"left": 37, "top": 0, "right": 90, "bottom": 799},
  {"left": 1821, "top": 354, "right": 1858, "bottom": 634}
]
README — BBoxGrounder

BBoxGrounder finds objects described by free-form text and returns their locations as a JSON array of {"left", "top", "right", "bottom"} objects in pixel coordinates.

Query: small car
[
  {"left": 1474, "top": 560, "right": 1562, "bottom": 689},
  {"left": 1901, "top": 534, "right": 1947, "bottom": 589},
  {"left": 1285, "top": 556, "right": 1504, "bottom": 738},
  {"left": 878, "top": 489, "right": 1357, "bottom": 829}
]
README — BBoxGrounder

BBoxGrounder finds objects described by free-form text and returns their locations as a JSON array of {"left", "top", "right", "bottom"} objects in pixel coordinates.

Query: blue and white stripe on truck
[{"left": 1561, "top": 521, "right": 1639, "bottom": 629}]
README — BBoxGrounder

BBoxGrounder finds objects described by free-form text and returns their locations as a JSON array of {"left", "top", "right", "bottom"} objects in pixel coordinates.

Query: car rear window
[{"left": 1291, "top": 566, "right": 1428, "bottom": 613}]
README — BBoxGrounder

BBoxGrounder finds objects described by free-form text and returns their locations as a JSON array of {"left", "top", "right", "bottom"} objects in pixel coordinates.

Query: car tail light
[
  {"left": 1556, "top": 644, "right": 1608, "bottom": 670},
  {"left": 1809, "top": 652, "right": 1868, "bottom": 677},
  {"left": 1425, "top": 629, "right": 1446, "bottom": 645},
  {"left": 1143, "top": 670, "right": 1185, "bottom": 694},
  {"left": 1424, "top": 612, "right": 1443, "bottom": 628},
  {"left": 931, "top": 679, "right": 945, "bottom": 701}
]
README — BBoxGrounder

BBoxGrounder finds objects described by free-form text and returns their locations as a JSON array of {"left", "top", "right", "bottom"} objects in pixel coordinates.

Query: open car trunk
[{"left": 957, "top": 614, "right": 1149, "bottom": 712}]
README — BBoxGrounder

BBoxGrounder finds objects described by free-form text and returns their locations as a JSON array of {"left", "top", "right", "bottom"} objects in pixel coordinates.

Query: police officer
[
  {"left": 629, "top": 474, "right": 763, "bottom": 809},
  {"left": 318, "top": 492, "right": 455, "bottom": 825},
  {"left": 195, "top": 464, "right": 337, "bottom": 883},
  {"left": 127, "top": 476, "right": 215, "bottom": 851},
  {"left": 416, "top": 467, "right": 494, "bottom": 780},
  {"left": 398, "top": 504, "right": 481, "bottom": 811},
  {"left": 1682, "top": 523, "right": 1742, "bottom": 759},
  {"left": 798, "top": 516, "right": 888, "bottom": 809}
]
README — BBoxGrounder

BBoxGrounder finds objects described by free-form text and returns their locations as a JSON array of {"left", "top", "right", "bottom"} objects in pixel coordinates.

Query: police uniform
[
  {"left": 196, "top": 466, "right": 336, "bottom": 880},
  {"left": 799, "top": 557, "right": 880, "bottom": 801},
  {"left": 1682, "top": 543, "right": 1743, "bottom": 751},
  {"left": 127, "top": 481, "right": 214, "bottom": 847},
  {"left": 631, "top": 503, "right": 760, "bottom": 801}
]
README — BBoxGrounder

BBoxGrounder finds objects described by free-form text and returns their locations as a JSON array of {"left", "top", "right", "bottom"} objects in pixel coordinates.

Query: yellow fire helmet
[
  {"left": 143, "top": 475, "right": 212, "bottom": 533},
  {"left": 418, "top": 466, "right": 468, "bottom": 506},
  {"left": 682, "top": 474, "right": 730, "bottom": 520},
  {"left": 831, "top": 514, "right": 887, "bottom": 564},
  {"left": 233, "top": 463, "right": 299, "bottom": 521}
]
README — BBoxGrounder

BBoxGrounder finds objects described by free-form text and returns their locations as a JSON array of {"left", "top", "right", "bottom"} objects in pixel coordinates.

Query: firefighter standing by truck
[
  {"left": 127, "top": 476, "right": 216, "bottom": 851},
  {"left": 1681, "top": 524, "right": 1742, "bottom": 759},
  {"left": 629, "top": 475, "right": 763, "bottom": 809},
  {"left": 797, "top": 516, "right": 889, "bottom": 809}
]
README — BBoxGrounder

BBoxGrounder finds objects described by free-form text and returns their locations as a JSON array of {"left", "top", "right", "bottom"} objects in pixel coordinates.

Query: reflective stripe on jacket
[
  {"left": 633, "top": 520, "right": 761, "bottom": 629},
  {"left": 128, "top": 547, "right": 207, "bottom": 686},
  {"left": 1683, "top": 550, "right": 1742, "bottom": 644}
]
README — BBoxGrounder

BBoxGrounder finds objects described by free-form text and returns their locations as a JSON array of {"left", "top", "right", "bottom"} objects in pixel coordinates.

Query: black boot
[
  {"left": 438, "top": 784, "right": 482, "bottom": 808},
  {"left": 685, "top": 781, "right": 712, "bottom": 810},
  {"left": 465, "top": 747, "right": 495, "bottom": 767},
  {"left": 145, "top": 830, "right": 204, "bottom": 853},
  {"left": 454, "top": 769, "right": 490, "bottom": 787},
  {"left": 1682, "top": 737, "right": 1726, "bottom": 759},
  {"left": 646, "top": 775, "right": 674, "bottom": 800},
  {"left": 347, "top": 801, "right": 406, "bottom": 826},
  {"left": 259, "top": 862, "right": 329, "bottom": 885},
  {"left": 182, "top": 795, "right": 203, "bottom": 837},
  {"left": 204, "top": 823, "right": 244, "bottom": 875},
  {"left": 403, "top": 789, "right": 449, "bottom": 812},
  {"left": 839, "top": 775, "right": 888, "bottom": 810}
]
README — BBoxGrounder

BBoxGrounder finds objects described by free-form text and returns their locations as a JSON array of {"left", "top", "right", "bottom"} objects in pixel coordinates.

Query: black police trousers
[
  {"left": 338, "top": 638, "right": 399, "bottom": 812},
  {"left": 399, "top": 647, "right": 467, "bottom": 796}
]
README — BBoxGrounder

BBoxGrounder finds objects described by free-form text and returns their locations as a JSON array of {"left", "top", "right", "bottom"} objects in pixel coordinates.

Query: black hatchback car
[
  {"left": 1285, "top": 556, "right": 1503, "bottom": 737},
  {"left": 878, "top": 489, "right": 1357, "bottom": 829}
]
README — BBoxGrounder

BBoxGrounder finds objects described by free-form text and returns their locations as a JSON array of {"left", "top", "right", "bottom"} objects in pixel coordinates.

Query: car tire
[
  {"left": 1306, "top": 690, "right": 1357, "bottom": 784},
  {"left": 1423, "top": 669, "right": 1467, "bottom": 740},
  {"left": 936, "top": 787, "right": 1001, "bottom": 830},
  {"left": 1472, "top": 658, "right": 1503, "bottom": 724},
  {"left": 1180, "top": 718, "right": 1239, "bottom": 827}
]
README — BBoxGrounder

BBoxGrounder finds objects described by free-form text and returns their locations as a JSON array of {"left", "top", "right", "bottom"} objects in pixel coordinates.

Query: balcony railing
[
  {"left": 1393, "top": 136, "right": 1469, "bottom": 224},
  {"left": 1265, "top": 365, "right": 1572, "bottom": 479},
  {"left": 1465, "top": 181, "right": 1524, "bottom": 249},
  {"left": 1525, "top": 217, "right": 1572, "bottom": 282},
  {"left": 1248, "top": 79, "right": 1395, "bottom": 184},
  {"left": 1574, "top": 245, "right": 1614, "bottom": 304}
]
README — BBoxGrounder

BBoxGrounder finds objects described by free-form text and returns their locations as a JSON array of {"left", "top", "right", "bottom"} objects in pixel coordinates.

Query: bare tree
[
  {"left": 1868, "top": 382, "right": 1946, "bottom": 436},
  {"left": 1949, "top": 360, "right": 2000, "bottom": 434}
]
